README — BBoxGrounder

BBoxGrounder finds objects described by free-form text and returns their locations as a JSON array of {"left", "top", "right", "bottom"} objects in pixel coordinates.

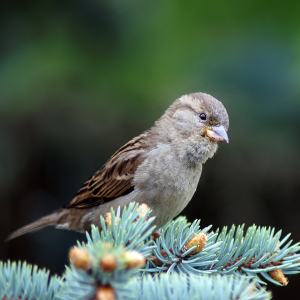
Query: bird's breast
[{"left": 132, "top": 144, "right": 203, "bottom": 228}]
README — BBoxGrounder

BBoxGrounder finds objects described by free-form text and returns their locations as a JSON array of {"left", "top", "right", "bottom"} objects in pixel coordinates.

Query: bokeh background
[{"left": 1, "top": 1, "right": 300, "bottom": 298}]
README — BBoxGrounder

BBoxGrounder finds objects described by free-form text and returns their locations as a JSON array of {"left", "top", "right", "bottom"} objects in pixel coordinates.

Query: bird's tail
[{"left": 6, "top": 210, "right": 64, "bottom": 241}]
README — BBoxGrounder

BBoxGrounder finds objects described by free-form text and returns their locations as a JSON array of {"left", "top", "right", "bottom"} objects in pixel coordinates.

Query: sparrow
[{"left": 7, "top": 92, "right": 229, "bottom": 240}]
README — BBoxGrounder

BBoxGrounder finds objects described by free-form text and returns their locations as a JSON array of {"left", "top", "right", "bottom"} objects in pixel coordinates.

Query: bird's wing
[{"left": 65, "top": 133, "right": 149, "bottom": 209}]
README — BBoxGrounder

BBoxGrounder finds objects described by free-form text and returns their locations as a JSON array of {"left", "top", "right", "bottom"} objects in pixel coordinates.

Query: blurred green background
[{"left": 1, "top": 1, "right": 300, "bottom": 298}]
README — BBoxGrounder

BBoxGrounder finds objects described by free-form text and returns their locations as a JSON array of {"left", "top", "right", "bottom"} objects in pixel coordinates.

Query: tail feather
[
  {"left": 6, "top": 214, "right": 58, "bottom": 241},
  {"left": 6, "top": 207, "right": 93, "bottom": 241}
]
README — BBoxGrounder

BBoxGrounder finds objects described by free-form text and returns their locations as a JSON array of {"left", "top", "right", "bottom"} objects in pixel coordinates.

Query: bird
[{"left": 7, "top": 92, "right": 229, "bottom": 240}]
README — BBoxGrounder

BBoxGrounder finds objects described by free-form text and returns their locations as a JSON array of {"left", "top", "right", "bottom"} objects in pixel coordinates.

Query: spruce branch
[
  {"left": 0, "top": 261, "right": 61, "bottom": 300},
  {"left": 126, "top": 273, "right": 271, "bottom": 300},
  {"left": 2, "top": 203, "right": 300, "bottom": 299},
  {"left": 59, "top": 242, "right": 147, "bottom": 300},
  {"left": 146, "top": 217, "right": 300, "bottom": 286},
  {"left": 58, "top": 203, "right": 155, "bottom": 300},
  {"left": 82, "top": 202, "right": 156, "bottom": 257},
  {"left": 146, "top": 216, "right": 221, "bottom": 274}
]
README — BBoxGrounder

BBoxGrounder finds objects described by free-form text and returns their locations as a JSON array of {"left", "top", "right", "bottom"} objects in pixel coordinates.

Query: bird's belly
[
  {"left": 133, "top": 147, "right": 203, "bottom": 228},
  {"left": 147, "top": 171, "right": 201, "bottom": 228}
]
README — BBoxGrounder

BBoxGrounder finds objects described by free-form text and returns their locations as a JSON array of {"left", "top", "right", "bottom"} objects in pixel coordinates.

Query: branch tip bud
[
  {"left": 100, "top": 254, "right": 118, "bottom": 272},
  {"left": 69, "top": 247, "right": 91, "bottom": 271},
  {"left": 105, "top": 213, "right": 119, "bottom": 227},
  {"left": 185, "top": 233, "right": 207, "bottom": 255},
  {"left": 122, "top": 250, "right": 145, "bottom": 269},
  {"left": 269, "top": 269, "right": 288, "bottom": 286},
  {"left": 96, "top": 286, "right": 115, "bottom": 300},
  {"left": 137, "top": 203, "right": 150, "bottom": 219}
]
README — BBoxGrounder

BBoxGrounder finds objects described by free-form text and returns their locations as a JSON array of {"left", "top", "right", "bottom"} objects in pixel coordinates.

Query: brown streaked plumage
[
  {"left": 7, "top": 92, "right": 229, "bottom": 240},
  {"left": 67, "top": 134, "right": 150, "bottom": 208}
]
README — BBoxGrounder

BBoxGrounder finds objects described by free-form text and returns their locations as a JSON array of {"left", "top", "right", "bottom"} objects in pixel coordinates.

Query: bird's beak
[{"left": 205, "top": 125, "right": 229, "bottom": 143}]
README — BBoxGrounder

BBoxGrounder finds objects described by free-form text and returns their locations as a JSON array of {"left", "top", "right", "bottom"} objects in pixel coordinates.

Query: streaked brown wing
[{"left": 65, "top": 133, "right": 149, "bottom": 209}]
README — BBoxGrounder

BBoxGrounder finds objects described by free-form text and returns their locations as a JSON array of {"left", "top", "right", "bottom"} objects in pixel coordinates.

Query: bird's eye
[{"left": 199, "top": 113, "right": 207, "bottom": 120}]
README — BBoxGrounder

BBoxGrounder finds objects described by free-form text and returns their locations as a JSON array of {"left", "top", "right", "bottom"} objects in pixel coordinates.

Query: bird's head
[{"left": 163, "top": 92, "right": 229, "bottom": 164}]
